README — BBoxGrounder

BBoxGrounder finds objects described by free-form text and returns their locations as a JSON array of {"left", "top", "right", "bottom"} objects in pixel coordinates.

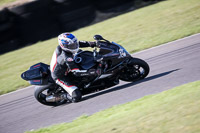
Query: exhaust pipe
[{"left": 46, "top": 95, "right": 64, "bottom": 102}]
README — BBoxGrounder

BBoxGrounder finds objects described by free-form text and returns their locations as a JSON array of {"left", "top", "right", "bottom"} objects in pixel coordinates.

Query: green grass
[
  {"left": 0, "top": 0, "right": 18, "bottom": 7},
  {"left": 1, "top": 0, "right": 200, "bottom": 95},
  {"left": 27, "top": 81, "right": 200, "bottom": 133}
]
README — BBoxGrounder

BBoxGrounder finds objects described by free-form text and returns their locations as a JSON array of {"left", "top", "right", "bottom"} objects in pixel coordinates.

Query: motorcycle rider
[{"left": 50, "top": 33, "right": 97, "bottom": 102}]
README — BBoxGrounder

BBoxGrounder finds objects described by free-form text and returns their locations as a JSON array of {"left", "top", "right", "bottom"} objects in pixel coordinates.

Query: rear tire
[
  {"left": 34, "top": 84, "right": 66, "bottom": 106},
  {"left": 120, "top": 57, "right": 150, "bottom": 82}
]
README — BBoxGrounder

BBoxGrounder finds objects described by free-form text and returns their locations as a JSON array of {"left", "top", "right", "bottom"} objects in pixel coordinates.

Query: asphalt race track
[{"left": 0, "top": 34, "right": 200, "bottom": 133}]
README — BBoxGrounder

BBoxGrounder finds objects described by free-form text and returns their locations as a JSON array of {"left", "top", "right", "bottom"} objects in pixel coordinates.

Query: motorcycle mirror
[{"left": 93, "top": 35, "right": 104, "bottom": 41}]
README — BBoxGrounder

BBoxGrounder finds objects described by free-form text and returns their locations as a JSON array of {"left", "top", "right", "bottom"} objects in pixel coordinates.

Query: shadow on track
[{"left": 82, "top": 69, "right": 180, "bottom": 101}]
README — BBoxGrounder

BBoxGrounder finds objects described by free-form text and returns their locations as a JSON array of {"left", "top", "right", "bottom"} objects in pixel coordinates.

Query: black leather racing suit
[{"left": 50, "top": 41, "right": 94, "bottom": 97}]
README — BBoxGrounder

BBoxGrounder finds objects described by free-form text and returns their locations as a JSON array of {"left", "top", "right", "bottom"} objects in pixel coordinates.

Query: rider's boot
[
  {"left": 65, "top": 89, "right": 82, "bottom": 103},
  {"left": 56, "top": 79, "right": 82, "bottom": 102}
]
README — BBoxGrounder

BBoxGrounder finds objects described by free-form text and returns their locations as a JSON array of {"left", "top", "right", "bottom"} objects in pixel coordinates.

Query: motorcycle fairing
[{"left": 75, "top": 51, "right": 96, "bottom": 70}]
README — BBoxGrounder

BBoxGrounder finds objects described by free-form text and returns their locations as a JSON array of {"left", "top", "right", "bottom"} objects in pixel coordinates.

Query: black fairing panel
[
  {"left": 99, "top": 43, "right": 119, "bottom": 55},
  {"left": 78, "top": 51, "right": 96, "bottom": 70}
]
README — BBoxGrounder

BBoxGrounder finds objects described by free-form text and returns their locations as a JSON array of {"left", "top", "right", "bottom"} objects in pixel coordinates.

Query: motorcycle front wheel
[{"left": 119, "top": 57, "right": 150, "bottom": 82}]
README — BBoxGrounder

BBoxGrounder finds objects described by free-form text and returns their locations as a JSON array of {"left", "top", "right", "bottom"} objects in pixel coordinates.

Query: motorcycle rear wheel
[
  {"left": 119, "top": 57, "right": 150, "bottom": 82},
  {"left": 34, "top": 84, "right": 67, "bottom": 106}
]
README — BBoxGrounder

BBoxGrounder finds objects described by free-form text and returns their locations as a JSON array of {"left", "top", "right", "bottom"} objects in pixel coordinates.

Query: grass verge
[
  {"left": 0, "top": 0, "right": 18, "bottom": 7},
  {"left": 1, "top": 0, "right": 200, "bottom": 94},
  {"left": 27, "top": 81, "right": 200, "bottom": 133}
]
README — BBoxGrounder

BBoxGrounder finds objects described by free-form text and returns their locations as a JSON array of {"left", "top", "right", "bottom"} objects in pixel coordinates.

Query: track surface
[{"left": 0, "top": 34, "right": 200, "bottom": 133}]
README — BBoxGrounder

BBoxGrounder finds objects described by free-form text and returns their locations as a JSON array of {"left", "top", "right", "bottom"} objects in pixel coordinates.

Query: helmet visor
[{"left": 63, "top": 42, "right": 79, "bottom": 50}]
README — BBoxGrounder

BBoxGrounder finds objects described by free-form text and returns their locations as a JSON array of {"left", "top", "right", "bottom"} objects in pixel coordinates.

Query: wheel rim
[
  {"left": 38, "top": 88, "right": 66, "bottom": 105},
  {"left": 38, "top": 89, "right": 50, "bottom": 103},
  {"left": 131, "top": 64, "right": 146, "bottom": 78},
  {"left": 121, "top": 64, "right": 146, "bottom": 81}
]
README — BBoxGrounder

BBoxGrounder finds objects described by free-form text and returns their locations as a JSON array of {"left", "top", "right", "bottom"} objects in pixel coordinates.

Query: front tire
[{"left": 120, "top": 57, "right": 150, "bottom": 82}]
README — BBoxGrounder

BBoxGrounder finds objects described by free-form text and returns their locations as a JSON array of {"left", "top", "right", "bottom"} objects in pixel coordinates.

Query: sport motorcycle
[{"left": 21, "top": 35, "right": 150, "bottom": 106}]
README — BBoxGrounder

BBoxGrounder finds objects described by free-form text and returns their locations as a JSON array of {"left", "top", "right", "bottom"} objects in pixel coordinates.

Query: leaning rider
[{"left": 50, "top": 33, "right": 97, "bottom": 102}]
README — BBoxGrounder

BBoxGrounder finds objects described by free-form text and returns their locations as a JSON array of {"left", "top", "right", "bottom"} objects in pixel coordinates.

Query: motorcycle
[{"left": 21, "top": 35, "right": 150, "bottom": 106}]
